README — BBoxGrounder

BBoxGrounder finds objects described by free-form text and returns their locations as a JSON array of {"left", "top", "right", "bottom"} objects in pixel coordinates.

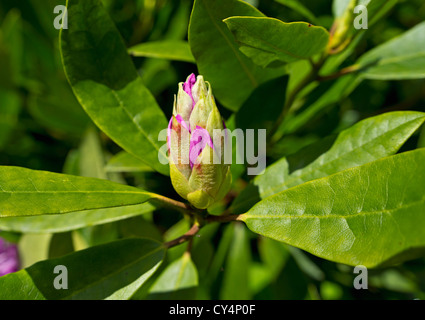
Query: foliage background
[{"left": 0, "top": 0, "right": 424, "bottom": 299}]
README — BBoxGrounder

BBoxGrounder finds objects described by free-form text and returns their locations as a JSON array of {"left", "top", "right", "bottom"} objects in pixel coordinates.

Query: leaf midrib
[{"left": 244, "top": 195, "right": 425, "bottom": 221}]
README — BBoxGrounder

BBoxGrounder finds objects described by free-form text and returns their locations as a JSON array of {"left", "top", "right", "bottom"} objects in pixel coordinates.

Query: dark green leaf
[
  {"left": 220, "top": 223, "right": 252, "bottom": 299},
  {"left": 0, "top": 238, "right": 165, "bottom": 300},
  {"left": 188, "top": 0, "right": 285, "bottom": 111},
  {"left": 0, "top": 89, "right": 21, "bottom": 150},
  {"left": 60, "top": 0, "right": 169, "bottom": 175},
  {"left": 224, "top": 16, "right": 329, "bottom": 68},
  {"left": 275, "top": 0, "right": 318, "bottom": 24}
]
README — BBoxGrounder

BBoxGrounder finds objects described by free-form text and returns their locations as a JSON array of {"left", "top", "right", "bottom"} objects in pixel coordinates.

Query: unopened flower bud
[{"left": 167, "top": 74, "right": 231, "bottom": 209}]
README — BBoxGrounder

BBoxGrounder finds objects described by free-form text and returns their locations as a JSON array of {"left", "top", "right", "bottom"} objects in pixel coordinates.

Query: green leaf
[
  {"left": 204, "top": 223, "right": 234, "bottom": 288},
  {"left": 235, "top": 76, "right": 288, "bottom": 131},
  {"left": 148, "top": 253, "right": 198, "bottom": 300},
  {"left": 0, "top": 238, "right": 165, "bottom": 300},
  {"left": 220, "top": 223, "right": 252, "bottom": 300},
  {"left": 19, "top": 233, "right": 52, "bottom": 269},
  {"left": 332, "top": 0, "right": 352, "bottom": 18},
  {"left": 128, "top": 40, "right": 195, "bottom": 63},
  {"left": 105, "top": 151, "right": 155, "bottom": 173},
  {"left": 0, "top": 166, "right": 156, "bottom": 217},
  {"left": 333, "top": 0, "right": 398, "bottom": 24},
  {"left": 188, "top": 0, "right": 285, "bottom": 111},
  {"left": 224, "top": 16, "right": 329, "bottom": 68},
  {"left": 60, "top": 0, "right": 169, "bottom": 175},
  {"left": 275, "top": 0, "right": 318, "bottom": 24},
  {"left": 240, "top": 148, "right": 425, "bottom": 268},
  {"left": 231, "top": 111, "right": 425, "bottom": 213},
  {"left": 280, "top": 74, "right": 361, "bottom": 135},
  {"left": 259, "top": 111, "right": 425, "bottom": 199},
  {"left": 0, "top": 203, "right": 155, "bottom": 233},
  {"left": 0, "top": 89, "right": 21, "bottom": 150},
  {"left": 0, "top": 9, "right": 23, "bottom": 88},
  {"left": 79, "top": 127, "right": 107, "bottom": 179},
  {"left": 357, "top": 22, "right": 425, "bottom": 80},
  {"left": 27, "top": 81, "right": 90, "bottom": 137},
  {"left": 48, "top": 232, "right": 75, "bottom": 259}
]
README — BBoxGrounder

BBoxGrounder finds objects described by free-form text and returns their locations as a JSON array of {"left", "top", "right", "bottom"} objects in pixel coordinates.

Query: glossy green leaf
[
  {"left": 105, "top": 151, "right": 155, "bottom": 173},
  {"left": 241, "top": 148, "right": 425, "bottom": 267},
  {"left": 0, "top": 203, "right": 155, "bottom": 233},
  {"left": 188, "top": 0, "right": 285, "bottom": 111},
  {"left": 0, "top": 166, "right": 156, "bottom": 217},
  {"left": 128, "top": 40, "right": 195, "bottom": 63},
  {"left": 259, "top": 111, "right": 425, "bottom": 199},
  {"left": 0, "top": 238, "right": 165, "bottom": 300},
  {"left": 358, "top": 22, "right": 425, "bottom": 80},
  {"left": 224, "top": 16, "right": 329, "bottom": 68},
  {"left": 231, "top": 111, "right": 425, "bottom": 213},
  {"left": 148, "top": 252, "right": 198, "bottom": 300},
  {"left": 60, "top": 0, "right": 169, "bottom": 175}
]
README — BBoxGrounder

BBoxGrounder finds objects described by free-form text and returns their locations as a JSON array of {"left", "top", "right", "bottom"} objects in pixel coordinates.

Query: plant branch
[
  {"left": 317, "top": 64, "right": 359, "bottom": 82},
  {"left": 267, "top": 65, "right": 319, "bottom": 141},
  {"left": 205, "top": 214, "right": 242, "bottom": 223},
  {"left": 151, "top": 194, "right": 196, "bottom": 217},
  {"left": 164, "top": 223, "right": 201, "bottom": 249}
]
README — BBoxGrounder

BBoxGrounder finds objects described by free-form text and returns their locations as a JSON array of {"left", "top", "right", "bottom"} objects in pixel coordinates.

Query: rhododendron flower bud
[{"left": 167, "top": 74, "right": 231, "bottom": 209}]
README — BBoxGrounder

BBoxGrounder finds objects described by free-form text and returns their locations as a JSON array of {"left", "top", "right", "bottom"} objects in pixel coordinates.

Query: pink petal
[
  {"left": 167, "top": 117, "right": 173, "bottom": 152},
  {"left": 175, "top": 114, "right": 191, "bottom": 133},
  {"left": 0, "top": 238, "right": 19, "bottom": 276},
  {"left": 182, "top": 73, "right": 196, "bottom": 108},
  {"left": 189, "top": 126, "right": 214, "bottom": 168}
]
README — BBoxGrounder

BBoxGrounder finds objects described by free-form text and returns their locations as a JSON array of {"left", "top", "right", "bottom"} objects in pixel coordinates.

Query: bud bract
[
  {"left": 328, "top": 0, "right": 357, "bottom": 54},
  {"left": 167, "top": 74, "right": 231, "bottom": 209}
]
